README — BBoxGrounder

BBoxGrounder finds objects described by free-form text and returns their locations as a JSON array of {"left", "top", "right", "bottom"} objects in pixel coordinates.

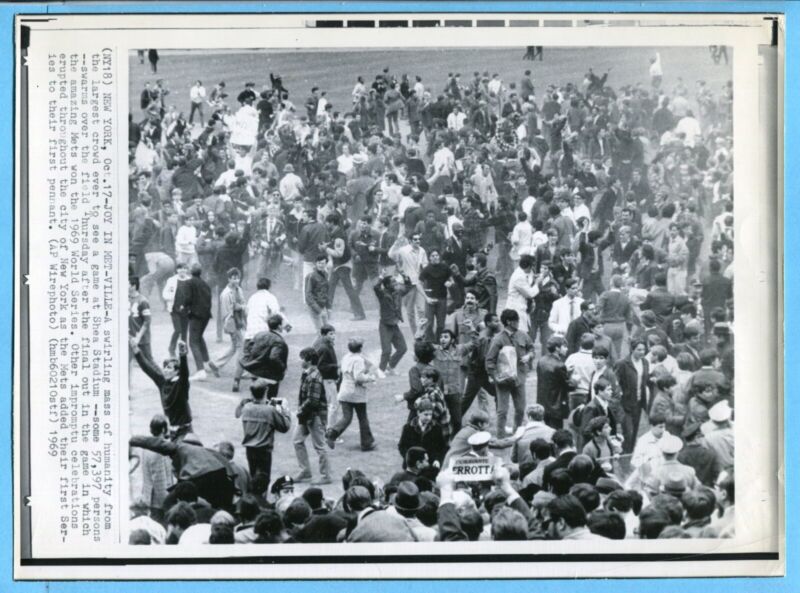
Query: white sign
[{"left": 449, "top": 456, "right": 497, "bottom": 482}]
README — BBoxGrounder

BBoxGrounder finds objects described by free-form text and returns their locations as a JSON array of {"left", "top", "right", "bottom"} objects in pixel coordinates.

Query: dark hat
[
  {"left": 393, "top": 481, "right": 421, "bottom": 513},
  {"left": 682, "top": 422, "right": 702, "bottom": 440},
  {"left": 302, "top": 487, "right": 325, "bottom": 511},
  {"left": 270, "top": 475, "right": 294, "bottom": 496},
  {"left": 595, "top": 477, "right": 624, "bottom": 495}
]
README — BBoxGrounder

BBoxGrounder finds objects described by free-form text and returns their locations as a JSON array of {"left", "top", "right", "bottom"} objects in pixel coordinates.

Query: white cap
[
  {"left": 658, "top": 434, "right": 684, "bottom": 455},
  {"left": 709, "top": 399, "right": 733, "bottom": 423},
  {"left": 467, "top": 431, "right": 492, "bottom": 447}
]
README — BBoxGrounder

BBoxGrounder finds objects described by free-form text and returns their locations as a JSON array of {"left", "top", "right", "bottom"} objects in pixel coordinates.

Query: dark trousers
[
  {"left": 328, "top": 402, "right": 375, "bottom": 449},
  {"left": 461, "top": 372, "right": 496, "bottom": 416},
  {"left": 530, "top": 315, "right": 552, "bottom": 352},
  {"left": 187, "top": 316, "right": 211, "bottom": 371},
  {"left": 378, "top": 322, "right": 407, "bottom": 370},
  {"left": 169, "top": 312, "right": 187, "bottom": 356},
  {"left": 188, "top": 468, "right": 235, "bottom": 512},
  {"left": 189, "top": 101, "right": 204, "bottom": 124},
  {"left": 622, "top": 407, "right": 641, "bottom": 454},
  {"left": 245, "top": 446, "right": 273, "bottom": 483},
  {"left": 445, "top": 392, "right": 463, "bottom": 434},
  {"left": 424, "top": 298, "right": 447, "bottom": 342},
  {"left": 328, "top": 266, "right": 365, "bottom": 318}
]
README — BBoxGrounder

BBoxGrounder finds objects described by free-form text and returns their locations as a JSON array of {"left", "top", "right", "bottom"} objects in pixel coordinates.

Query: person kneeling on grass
[{"left": 325, "top": 338, "right": 377, "bottom": 452}]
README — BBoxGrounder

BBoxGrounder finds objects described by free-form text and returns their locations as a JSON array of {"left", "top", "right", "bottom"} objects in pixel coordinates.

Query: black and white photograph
[{"left": 125, "top": 43, "right": 739, "bottom": 547}]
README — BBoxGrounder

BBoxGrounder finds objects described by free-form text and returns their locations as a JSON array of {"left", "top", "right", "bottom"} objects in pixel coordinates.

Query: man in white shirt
[
  {"left": 487, "top": 73, "right": 504, "bottom": 97},
  {"left": 446, "top": 105, "right": 467, "bottom": 132},
  {"left": 175, "top": 216, "right": 199, "bottom": 267},
  {"left": 631, "top": 412, "right": 666, "bottom": 469},
  {"left": 162, "top": 262, "right": 191, "bottom": 357},
  {"left": 189, "top": 80, "right": 207, "bottom": 126},
  {"left": 504, "top": 255, "right": 539, "bottom": 332},
  {"left": 649, "top": 52, "right": 663, "bottom": 89},
  {"left": 549, "top": 279, "right": 584, "bottom": 336},
  {"left": 432, "top": 142, "right": 456, "bottom": 178},
  {"left": 388, "top": 233, "right": 428, "bottom": 338},
  {"left": 413, "top": 75, "right": 425, "bottom": 99},
  {"left": 675, "top": 110, "right": 702, "bottom": 148},
  {"left": 565, "top": 332, "right": 596, "bottom": 410}
]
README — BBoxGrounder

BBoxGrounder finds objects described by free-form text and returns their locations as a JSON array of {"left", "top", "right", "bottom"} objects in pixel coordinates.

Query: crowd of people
[{"left": 127, "top": 50, "right": 736, "bottom": 545}]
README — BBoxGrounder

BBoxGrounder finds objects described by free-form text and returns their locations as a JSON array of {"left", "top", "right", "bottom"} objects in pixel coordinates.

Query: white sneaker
[
  {"left": 376, "top": 369, "right": 386, "bottom": 379},
  {"left": 190, "top": 370, "right": 208, "bottom": 382}
]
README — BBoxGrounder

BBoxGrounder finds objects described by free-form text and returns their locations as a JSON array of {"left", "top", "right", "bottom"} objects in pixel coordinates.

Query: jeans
[
  {"left": 187, "top": 316, "right": 211, "bottom": 372},
  {"left": 495, "top": 376, "right": 527, "bottom": 437},
  {"left": 308, "top": 307, "right": 329, "bottom": 331},
  {"left": 189, "top": 101, "right": 204, "bottom": 124},
  {"left": 214, "top": 329, "right": 243, "bottom": 369},
  {"left": 424, "top": 298, "right": 447, "bottom": 342},
  {"left": 461, "top": 373, "right": 495, "bottom": 416},
  {"left": 245, "top": 447, "right": 272, "bottom": 483},
  {"left": 323, "top": 380, "right": 339, "bottom": 425},
  {"left": 328, "top": 266, "right": 365, "bottom": 318},
  {"left": 293, "top": 414, "right": 331, "bottom": 479},
  {"left": 378, "top": 322, "right": 407, "bottom": 370},
  {"left": 445, "top": 392, "right": 463, "bottom": 434},
  {"left": 386, "top": 111, "right": 399, "bottom": 135},
  {"left": 328, "top": 402, "right": 375, "bottom": 450},
  {"left": 402, "top": 286, "right": 427, "bottom": 338}
]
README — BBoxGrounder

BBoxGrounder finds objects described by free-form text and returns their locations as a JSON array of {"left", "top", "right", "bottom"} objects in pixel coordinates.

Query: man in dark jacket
[
  {"left": 175, "top": 263, "right": 217, "bottom": 380},
  {"left": 313, "top": 324, "right": 340, "bottom": 424},
  {"left": 641, "top": 271, "right": 689, "bottom": 327},
  {"left": 129, "top": 432, "right": 237, "bottom": 512},
  {"left": 566, "top": 302, "right": 597, "bottom": 355},
  {"left": 297, "top": 208, "right": 330, "bottom": 294},
  {"left": 238, "top": 314, "right": 289, "bottom": 398},
  {"left": 350, "top": 216, "right": 380, "bottom": 297},
  {"left": 614, "top": 339, "right": 650, "bottom": 453},
  {"left": 701, "top": 259, "right": 733, "bottom": 340},
  {"left": 130, "top": 337, "right": 193, "bottom": 438},
  {"left": 460, "top": 252, "right": 498, "bottom": 314},
  {"left": 419, "top": 248, "right": 452, "bottom": 342},
  {"left": 305, "top": 255, "right": 331, "bottom": 330},
  {"left": 374, "top": 271, "right": 413, "bottom": 375},
  {"left": 325, "top": 213, "right": 366, "bottom": 321},
  {"left": 537, "top": 336, "right": 571, "bottom": 428}
]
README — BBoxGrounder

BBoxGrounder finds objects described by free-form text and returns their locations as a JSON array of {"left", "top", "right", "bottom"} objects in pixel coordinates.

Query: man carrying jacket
[
  {"left": 238, "top": 314, "right": 289, "bottom": 399},
  {"left": 485, "top": 309, "right": 534, "bottom": 438}
]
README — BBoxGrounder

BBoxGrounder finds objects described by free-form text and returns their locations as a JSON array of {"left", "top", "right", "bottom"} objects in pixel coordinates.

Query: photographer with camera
[{"left": 234, "top": 378, "right": 292, "bottom": 484}]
